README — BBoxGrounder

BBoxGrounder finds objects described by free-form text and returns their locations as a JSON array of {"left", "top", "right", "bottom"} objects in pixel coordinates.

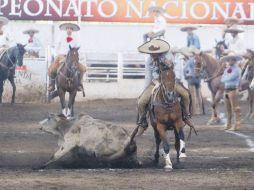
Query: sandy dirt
[{"left": 0, "top": 99, "right": 253, "bottom": 190}]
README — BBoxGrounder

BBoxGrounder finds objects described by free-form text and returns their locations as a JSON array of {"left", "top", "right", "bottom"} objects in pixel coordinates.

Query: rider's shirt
[
  {"left": 55, "top": 33, "right": 79, "bottom": 56},
  {"left": 152, "top": 15, "right": 167, "bottom": 34},
  {"left": 25, "top": 36, "right": 42, "bottom": 53},
  {"left": 0, "top": 32, "right": 13, "bottom": 48},
  {"left": 173, "top": 54, "right": 186, "bottom": 83},
  {"left": 227, "top": 35, "right": 245, "bottom": 55},
  {"left": 147, "top": 52, "right": 174, "bottom": 81},
  {"left": 221, "top": 63, "right": 241, "bottom": 89},
  {"left": 187, "top": 33, "right": 200, "bottom": 49}
]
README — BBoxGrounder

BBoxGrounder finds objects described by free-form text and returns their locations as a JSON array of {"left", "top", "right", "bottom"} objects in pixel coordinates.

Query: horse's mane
[{"left": 200, "top": 52, "right": 218, "bottom": 65}]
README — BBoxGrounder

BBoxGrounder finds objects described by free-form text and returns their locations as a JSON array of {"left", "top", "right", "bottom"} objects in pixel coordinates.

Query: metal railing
[{"left": 84, "top": 52, "right": 146, "bottom": 82}]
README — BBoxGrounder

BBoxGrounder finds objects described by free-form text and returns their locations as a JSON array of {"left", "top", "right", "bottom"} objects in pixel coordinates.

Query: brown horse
[
  {"left": 194, "top": 52, "right": 254, "bottom": 123},
  {"left": 194, "top": 52, "right": 224, "bottom": 124},
  {"left": 149, "top": 64, "right": 196, "bottom": 169},
  {"left": 56, "top": 46, "right": 80, "bottom": 119}
]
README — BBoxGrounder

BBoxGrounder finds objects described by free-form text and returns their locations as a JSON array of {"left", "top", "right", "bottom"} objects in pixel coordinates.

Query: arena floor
[{"left": 0, "top": 99, "right": 253, "bottom": 190}]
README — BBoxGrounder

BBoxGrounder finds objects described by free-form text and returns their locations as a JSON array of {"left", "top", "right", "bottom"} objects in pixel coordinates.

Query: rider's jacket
[
  {"left": 152, "top": 15, "right": 167, "bottom": 34},
  {"left": 187, "top": 33, "right": 200, "bottom": 49},
  {"left": 146, "top": 52, "right": 174, "bottom": 81},
  {"left": 221, "top": 63, "right": 241, "bottom": 89},
  {"left": 25, "top": 36, "right": 42, "bottom": 53},
  {"left": 227, "top": 35, "right": 245, "bottom": 55}
]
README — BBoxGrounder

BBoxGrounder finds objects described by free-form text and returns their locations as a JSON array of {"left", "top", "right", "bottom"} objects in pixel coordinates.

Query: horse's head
[
  {"left": 67, "top": 45, "right": 80, "bottom": 67},
  {"left": 14, "top": 43, "right": 26, "bottom": 66},
  {"left": 159, "top": 64, "right": 176, "bottom": 102},
  {"left": 215, "top": 40, "right": 227, "bottom": 59}
]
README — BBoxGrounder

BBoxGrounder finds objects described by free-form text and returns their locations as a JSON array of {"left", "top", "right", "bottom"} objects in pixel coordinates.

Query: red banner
[{"left": 1, "top": 0, "right": 254, "bottom": 24}]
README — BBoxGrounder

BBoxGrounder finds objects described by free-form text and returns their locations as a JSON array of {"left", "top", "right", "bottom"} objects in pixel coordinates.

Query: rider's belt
[{"left": 225, "top": 87, "right": 237, "bottom": 91}]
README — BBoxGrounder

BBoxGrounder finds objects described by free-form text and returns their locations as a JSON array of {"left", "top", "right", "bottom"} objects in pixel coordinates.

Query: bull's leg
[
  {"left": 157, "top": 123, "right": 172, "bottom": 170},
  {"left": 8, "top": 77, "right": 16, "bottom": 105},
  {"left": 153, "top": 128, "right": 161, "bottom": 165},
  {"left": 0, "top": 80, "right": 3, "bottom": 104},
  {"left": 58, "top": 89, "right": 66, "bottom": 116}
]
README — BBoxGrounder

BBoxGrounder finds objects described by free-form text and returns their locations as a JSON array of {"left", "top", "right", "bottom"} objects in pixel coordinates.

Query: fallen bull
[{"left": 39, "top": 113, "right": 138, "bottom": 168}]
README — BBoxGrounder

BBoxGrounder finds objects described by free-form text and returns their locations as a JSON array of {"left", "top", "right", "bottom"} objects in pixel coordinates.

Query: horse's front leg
[
  {"left": 8, "top": 77, "right": 16, "bottom": 105},
  {"left": 67, "top": 91, "right": 77, "bottom": 118},
  {"left": 153, "top": 128, "right": 161, "bottom": 166},
  {"left": 157, "top": 123, "right": 172, "bottom": 170},
  {"left": 58, "top": 89, "right": 66, "bottom": 116},
  {"left": 208, "top": 90, "right": 223, "bottom": 124},
  {"left": 0, "top": 80, "right": 3, "bottom": 104},
  {"left": 248, "top": 90, "right": 254, "bottom": 119},
  {"left": 178, "top": 128, "right": 186, "bottom": 159}
]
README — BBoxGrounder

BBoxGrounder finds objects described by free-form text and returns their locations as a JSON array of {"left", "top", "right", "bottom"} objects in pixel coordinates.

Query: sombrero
[
  {"left": 221, "top": 53, "right": 242, "bottom": 62},
  {"left": 188, "top": 46, "right": 201, "bottom": 55},
  {"left": 170, "top": 46, "right": 180, "bottom": 54},
  {"left": 23, "top": 28, "right": 39, "bottom": 34},
  {"left": 180, "top": 26, "right": 197, "bottom": 32},
  {"left": 224, "top": 17, "right": 243, "bottom": 25},
  {"left": 178, "top": 47, "right": 194, "bottom": 58},
  {"left": 59, "top": 23, "right": 80, "bottom": 31},
  {"left": 224, "top": 25, "right": 244, "bottom": 33},
  {"left": 0, "top": 16, "right": 8, "bottom": 25},
  {"left": 138, "top": 39, "right": 170, "bottom": 54},
  {"left": 148, "top": 6, "right": 165, "bottom": 14}
]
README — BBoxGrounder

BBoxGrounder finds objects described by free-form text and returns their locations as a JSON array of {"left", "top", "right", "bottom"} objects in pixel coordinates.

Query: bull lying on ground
[{"left": 39, "top": 113, "right": 138, "bottom": 168}]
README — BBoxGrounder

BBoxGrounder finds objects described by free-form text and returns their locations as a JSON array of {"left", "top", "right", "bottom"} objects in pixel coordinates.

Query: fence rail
[{"left": 84, "top": 52, "right": 146, "bottom": 82}]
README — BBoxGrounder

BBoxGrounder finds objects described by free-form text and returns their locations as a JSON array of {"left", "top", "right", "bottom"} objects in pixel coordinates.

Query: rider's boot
[{"left": 136, "top": 117, "right": 148, "bottom": 136}]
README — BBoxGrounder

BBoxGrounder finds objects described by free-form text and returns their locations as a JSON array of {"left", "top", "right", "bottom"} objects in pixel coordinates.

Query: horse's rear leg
[
  {"left": 9, "top": 77, "right": 16, "bottom": 105},
  {"left": 174, "top": 128, "right": 180, "bottom": 164},
  {"left": 178, "top": 129, "right": 186, "bottom": 158},
  {"left": 157, "top": 123, "right": 172, "bottom": 170},
  {"left": 0, "top": 80, "right": 3, "bottom": 104},
  {"left": 153, "top": 128, "right": 161, "bottom": 165}
]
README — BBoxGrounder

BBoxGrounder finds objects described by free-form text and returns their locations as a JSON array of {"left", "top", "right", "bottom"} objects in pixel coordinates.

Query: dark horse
[
  {"left": 215, "top": 40, "right": 228, "bottom": 59},
  {"left": 54, "top": 46, "right": 80, "bottom": 119},
  {"left": 0, "top": 44, "right": 26, "bottom": 104}
]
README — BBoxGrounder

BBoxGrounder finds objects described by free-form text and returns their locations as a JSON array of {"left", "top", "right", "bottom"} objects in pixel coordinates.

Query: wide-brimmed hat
[
  {"left": 59, "top": 23, "right": 80, "bottom": 31},
  {"left": 243, "top": 49, "right": 254, "bottom": 59},
  {"left": 180, "top": 26, "right": 197, "bottom": 32},
  {"left": 138, "top": 39, "right": 170, "bottom": 54},
  {"left": 178, "top": 47, "right": 194, "bottom": 58},
  {"left": 224, "top": 25, "right": 244, "bottom": 33},
  {"left": 23, "top": 28, "right": 39, "bottom": 34},
  {"left": 170, "top": 46, "right": 180, "bottom": 54},
  {"left": 0, "top": 16, "right": 8, "bottom": 25},
  {"left": 224, "top": 17, "right": 243, "bottom": 25},
  {"left": 188, "top": 47, "right": 201, "bottom": 55},
  {"left": 221, "top": 53, "right": 242, "bottom": 62},
  {"left": 148, "top": 6, "right": 165, "bottom": 14}
]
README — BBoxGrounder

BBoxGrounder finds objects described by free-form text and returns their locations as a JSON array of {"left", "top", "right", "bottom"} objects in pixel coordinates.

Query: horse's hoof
[
  {"left": 179, "top": 153, "right": 187, "bottom": 158},
  {"left": 164, "top": 165, "right": 173, "bottom": 171}
]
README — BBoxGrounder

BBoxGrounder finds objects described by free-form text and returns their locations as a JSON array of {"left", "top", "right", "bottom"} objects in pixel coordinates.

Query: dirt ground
[{"left": 0, "top": 99, "right": 254, "bottom": 190}]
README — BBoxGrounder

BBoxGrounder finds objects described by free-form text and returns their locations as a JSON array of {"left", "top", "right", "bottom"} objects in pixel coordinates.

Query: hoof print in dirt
[{"left": 39, "top": 113, "right": 138, "bottom": 168}]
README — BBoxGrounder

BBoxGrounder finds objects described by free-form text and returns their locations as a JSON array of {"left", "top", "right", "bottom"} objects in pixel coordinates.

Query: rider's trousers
[{"left": 224, "top": 89, "right": 241, "bottom": 130}]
